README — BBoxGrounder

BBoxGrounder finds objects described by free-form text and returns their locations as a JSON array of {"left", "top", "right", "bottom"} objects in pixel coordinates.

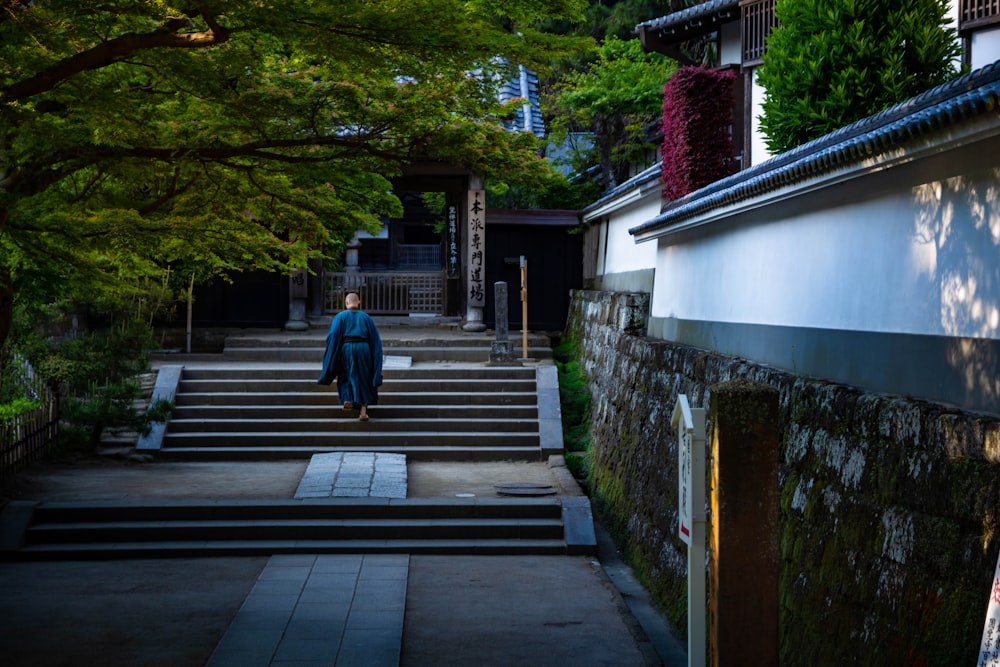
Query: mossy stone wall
[{"left": 567, "top": 289, "right": 1000, "bottom": 666}]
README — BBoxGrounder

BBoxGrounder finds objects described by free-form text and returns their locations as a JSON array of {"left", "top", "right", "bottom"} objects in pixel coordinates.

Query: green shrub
[
  {"left": 553, "top": 336, "right": 592, "bottom": 456},
  {"left": 11, "top": 284, "right": 174, "bottom": 451},
  {"left": 0, "top": 397, "right": 42, "bottom": 423},
  {"left": 758, "top": 0, "right": 961, "bottom": 154}
]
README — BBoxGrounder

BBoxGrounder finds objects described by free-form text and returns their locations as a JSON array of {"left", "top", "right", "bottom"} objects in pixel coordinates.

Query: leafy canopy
[
  {"left": 0, "top": 0, "right": 589, "bottom": 348},
  {"left": 757, "top": 0, "right": 961, "bottom": 154},
  {"left": 545, "top": 36, "right": 676, "bottom": 190}
]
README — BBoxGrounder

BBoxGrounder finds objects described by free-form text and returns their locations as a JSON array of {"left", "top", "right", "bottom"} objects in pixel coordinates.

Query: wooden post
[
  {"left": 708, "top": 380, "right": 780, "bottom": 667},
  {"left": 520, "top": 256, "right": 528, "bottom": 359}
]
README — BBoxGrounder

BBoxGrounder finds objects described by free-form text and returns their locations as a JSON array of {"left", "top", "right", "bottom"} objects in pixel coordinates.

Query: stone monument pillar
[
  {"left": 489, "top": 281, "right": 517, "bottom": 364},
  {"left": 463, "top": 176, "right": 486, "bottom": 332},
  {"left": 307, "top": 257, "right": 324, "bottom": 318},
  {"left": 345, "top": 231, "right": 361, "bottom": 273},
  {"left": 284, "top": 267, "right": 309, "bottom": 331}
]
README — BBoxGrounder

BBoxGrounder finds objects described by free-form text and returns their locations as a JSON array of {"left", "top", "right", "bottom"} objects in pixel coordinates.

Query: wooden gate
[{"left": 325, "top": 272, "right": 444, "bottom": 315}]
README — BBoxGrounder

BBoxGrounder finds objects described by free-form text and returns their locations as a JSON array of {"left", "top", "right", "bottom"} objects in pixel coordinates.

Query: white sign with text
[
  {"left": 979, "top": 546, "right": 1000, "bottom": 666},
  {"left": 671, "top": 394, "right": 706, "bottom": 667}
]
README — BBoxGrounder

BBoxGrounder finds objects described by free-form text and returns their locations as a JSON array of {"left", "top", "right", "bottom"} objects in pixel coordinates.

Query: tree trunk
[{"left": 593, "top": 112, "right": 626, "bottom": 192}]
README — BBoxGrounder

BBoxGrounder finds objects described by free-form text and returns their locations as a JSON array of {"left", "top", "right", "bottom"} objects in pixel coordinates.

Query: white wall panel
[{"left": 652, "top": 164, "right": 1000, "bottom": 340}]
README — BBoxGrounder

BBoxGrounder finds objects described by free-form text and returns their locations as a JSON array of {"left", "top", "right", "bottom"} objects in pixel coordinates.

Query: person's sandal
[
  {"left": 343, "top": 402, "right": 353, "bottom": 410},
  {"left": 359, "top": 414, "right": 369, "bottom": 422}
]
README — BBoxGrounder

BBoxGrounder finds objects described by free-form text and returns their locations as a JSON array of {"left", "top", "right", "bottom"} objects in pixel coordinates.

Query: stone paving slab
[
  {"left": 206, "top": 554, "right": 408, "bottom": 667},
  {"left": 295, "top": 453, "right": 407, "bottom": 499}
]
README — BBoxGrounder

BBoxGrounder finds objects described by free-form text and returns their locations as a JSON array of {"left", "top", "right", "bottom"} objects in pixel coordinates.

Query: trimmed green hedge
[{"left": 758, "top": 0, "right": 961, "bottom": 154}]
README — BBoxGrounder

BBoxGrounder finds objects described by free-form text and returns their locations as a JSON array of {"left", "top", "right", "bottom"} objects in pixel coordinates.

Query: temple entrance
[
  {"left": 324, "top": 271, "right": 444, "bottom": 315},
  {"left": 325, "top": 191, "right": 447, "bottom": 316}
]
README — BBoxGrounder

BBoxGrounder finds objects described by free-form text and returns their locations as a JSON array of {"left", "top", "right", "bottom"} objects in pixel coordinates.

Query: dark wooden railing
[
  {"left": 961, "top": 0, "right": 1000, "bottom": 30},
  {"left": 741, "top": 0, "right": 778, "bottom": 66},
  {"left": 326, "top": 272, "right": 444, "bottom": 315},
  {"left": 1, "top": 352, "right": 59, "bottom": 480}
]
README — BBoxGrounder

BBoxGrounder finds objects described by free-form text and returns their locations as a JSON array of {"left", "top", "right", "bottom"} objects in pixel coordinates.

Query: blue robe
[{"left": 317, "top": 308, "right": 383, "bottom": 406}]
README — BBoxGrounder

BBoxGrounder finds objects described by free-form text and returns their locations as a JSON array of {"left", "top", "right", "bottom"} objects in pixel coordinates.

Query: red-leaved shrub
[{"left": 662, "top": 66, "right": 737, "bottom": 201}]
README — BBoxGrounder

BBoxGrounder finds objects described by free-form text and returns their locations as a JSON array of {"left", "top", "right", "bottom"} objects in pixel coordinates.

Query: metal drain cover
[{"left": 495, "top": 482, "right": 557, "bottom": 496}]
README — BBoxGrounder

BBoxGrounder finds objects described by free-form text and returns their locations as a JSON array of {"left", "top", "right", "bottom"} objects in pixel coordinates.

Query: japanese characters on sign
[
  {"left": 289, "top": 267, "right": 307, "bottom": 298},
  {"left": 674, "top": 395, "right": 695, "bottom": 545},
  {"left": 447, "top": 204, "right": 459, "bottom": 278},
  {"left": 466, "top": 190, "right": 485, "bottom": 307},
  {"left": 979, "top": 549, "right": 1000, "bottom": 666},
  {"left": 671, "top": 394, "right": 705, "bottom": 547}
]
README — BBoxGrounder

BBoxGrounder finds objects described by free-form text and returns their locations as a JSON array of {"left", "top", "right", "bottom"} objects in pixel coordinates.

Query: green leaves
[
  {"left": 758, "top": 0, "right": 961, "bottom": 154},
  {"left": 0, "top": 0, "right": 588, "bottom": 349},
  {"left": 546, "top": 36, "right": 676, "bottom": 188}
]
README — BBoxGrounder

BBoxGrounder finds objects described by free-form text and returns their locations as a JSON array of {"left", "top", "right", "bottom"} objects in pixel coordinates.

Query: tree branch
[{"left": 2, "top": 12, "right": 232, "bottom": 103}]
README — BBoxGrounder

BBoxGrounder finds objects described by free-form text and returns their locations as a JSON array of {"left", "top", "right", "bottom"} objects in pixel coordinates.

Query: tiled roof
[
  {"left": 630, "top": 60, "right": 1000, "bottom": 238},
  {"left": 581, "top": 163, "right": 661, "bottom": 216},
  {"left": 636, "top": 0, "right": 740, "bottom": 37}
]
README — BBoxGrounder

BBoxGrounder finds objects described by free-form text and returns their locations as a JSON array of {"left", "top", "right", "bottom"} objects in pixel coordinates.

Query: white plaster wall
[
  {"left": 748, "top": 68, "right": 772, "bottom": 168},
  {"left": 602, "top": 196, "right": 661, "bottom": 276},
  {"left": 719, "top": 21, "right": 741, "bottom": 66},
  {"left": 651, "top": 162, "right": 1000, "bottom": 340},
  {"left": 972, "top": 28, "right": 1000, "bottom": 70}
]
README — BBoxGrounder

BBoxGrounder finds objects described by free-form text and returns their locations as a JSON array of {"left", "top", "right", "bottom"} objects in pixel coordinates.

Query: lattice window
[
  {"left": 741, "top": 0, "right": 778, "bottom": 66},
  {"left": 961, "top": 0, "right": 1000, "bottom": 30}
]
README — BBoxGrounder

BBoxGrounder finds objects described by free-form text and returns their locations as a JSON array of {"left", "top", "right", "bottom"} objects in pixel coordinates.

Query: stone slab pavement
[{"left": 0, "top": 457, "right": 688, "bottom": 667}]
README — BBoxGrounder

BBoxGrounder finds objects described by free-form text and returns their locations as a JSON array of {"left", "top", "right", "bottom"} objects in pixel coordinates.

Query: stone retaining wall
[{"left": 567, "top": 289, "right": 1000, "bottom": 666}]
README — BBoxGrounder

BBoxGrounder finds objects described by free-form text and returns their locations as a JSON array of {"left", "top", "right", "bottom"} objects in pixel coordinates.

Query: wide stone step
[
  {"left": 28, "top": 498, "right": 564, "bottom": 521},
  {"left": 28, "top": 517, "right": 563, "bottom": 543},
  {"left": 165, "top": 417, "right": 539, "bottom": 433},
  {"left": 154, "top": 445, "right": 544, "bottom": 461},
  {"left": 14, "top": 538, "right": 570, "bottom": 559},
  {"left": 222, "top": 334, "right": 552, "bottom": 350},
  {"left": 177, "top": 378, "right": 538, "bottom": 393},
  {"left": 171, "top": 404, "right": 538, "bottom": 420},
  {"left": 222, "top": 347, "right": 552, "bottom": 362},
  {"left": 173, "top": 392, "right": 539, "bottom": 407},
  {"left": 161, "top": 432, "right": 540, "bottom": 448},
  {"left": 180, "top": 367, "right": 538, "bottom": 380}
]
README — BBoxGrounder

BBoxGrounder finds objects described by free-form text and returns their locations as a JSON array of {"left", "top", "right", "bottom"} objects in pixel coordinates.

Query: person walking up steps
[{"left": 318, "top": 292, "right": 383, "bottom": 421}]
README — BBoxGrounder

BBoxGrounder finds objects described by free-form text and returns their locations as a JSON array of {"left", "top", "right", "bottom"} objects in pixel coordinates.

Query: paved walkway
[
  {"left": 206, "top": 554, "right": 408, "bottom": 667},
  {"left": 0, "top": 457, "right": 688, "bottom": 667},
  {"left": 294, "top": 452, "right": 407, "bottom": 499}
]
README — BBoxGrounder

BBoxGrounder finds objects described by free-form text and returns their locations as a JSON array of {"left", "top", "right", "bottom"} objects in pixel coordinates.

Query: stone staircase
[
  {"left": 3, "top": 496, "right": 597, "bottom": 559},
  {"left": 0, "top": 325, "right": 597, "bottom": 559},
  {"left": 154, "top": 365, "right": 553, "bottom": 461}
]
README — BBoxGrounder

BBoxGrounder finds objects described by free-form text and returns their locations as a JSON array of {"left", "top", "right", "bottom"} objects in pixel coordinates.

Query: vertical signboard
[
  {"left": 447, "top": 204, "right": 459, "bottom": 278},
  {"left": 467, "top": 190, "right": 485, "bottom": 307},
  {"left": 672, "top": 394, "right": 706, "bottom": 667}
]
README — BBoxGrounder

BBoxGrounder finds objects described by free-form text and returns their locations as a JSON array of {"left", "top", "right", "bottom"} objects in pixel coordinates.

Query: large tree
[
  {"left": 757, "top": 0, "right": 961, "bottom": 154},
  {"left": 545, "top": 36, "right": 675, "bottom": 190},
  {"left": 0, "top": 0, "right": 588, "bottom": 349}
]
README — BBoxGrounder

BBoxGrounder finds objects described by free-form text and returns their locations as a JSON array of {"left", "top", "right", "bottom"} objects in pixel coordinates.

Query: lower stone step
[
  {"left": 153, "top": 445, "right": 546, "bottom": 462},
  {"left": 221, "top": 347, "right": 552, "bottom": 362},
  {"left": 161, "top": 431, "right": 540, "bottom": 448},
  {"left": 174, "top": 392, "right": 539, "bottom": 407},
  {"left": 12, "top": 538, "right": 572, "bottom": 559},
  {"left": 164, "top": 417, "right": 539, "bottom": 434},
  {"left": 26, "top": 517, "right": 564, "bottom": 543}
]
